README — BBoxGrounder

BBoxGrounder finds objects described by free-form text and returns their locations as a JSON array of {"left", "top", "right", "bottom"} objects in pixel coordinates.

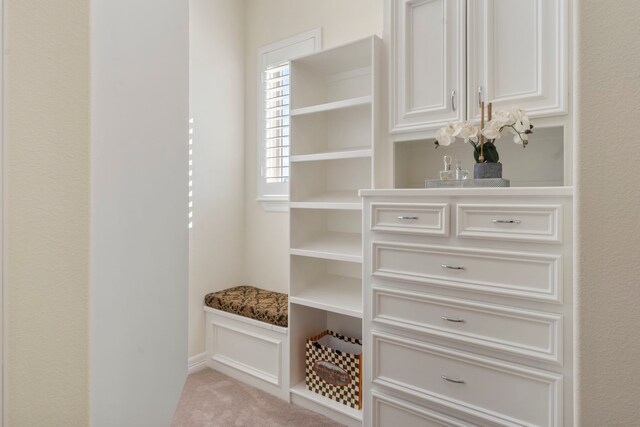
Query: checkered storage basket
[{"left": 305, "top": 330, "right": 363, "bottom": 410}]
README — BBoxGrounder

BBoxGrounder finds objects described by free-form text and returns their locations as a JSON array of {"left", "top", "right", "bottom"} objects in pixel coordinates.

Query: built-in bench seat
[
  {"left": 204, "top": 285, "right": 288, "bottom": 328},
  {"left": 203, "top": 285, "right": 289, "bottom": 400}
]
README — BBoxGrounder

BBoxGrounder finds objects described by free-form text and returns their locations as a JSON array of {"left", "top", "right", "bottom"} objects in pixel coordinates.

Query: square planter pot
[{"left": 474, "top": 162, "right": 502, "bottom": 179}]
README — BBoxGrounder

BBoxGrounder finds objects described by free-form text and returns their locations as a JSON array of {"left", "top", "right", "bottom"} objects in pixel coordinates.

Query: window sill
[{"left": 257, "top": 197, "right": 289, "bottom": 213}]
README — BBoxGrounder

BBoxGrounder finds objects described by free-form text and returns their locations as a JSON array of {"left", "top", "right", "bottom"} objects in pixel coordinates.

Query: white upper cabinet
[
  {"left": 389, "top": 0, "right": 466, "bottom": 135},
  {"left": 388, "top": 0, "right": 568, "bottom": 138},
  {"left": 467, "top": 0, "right": 568, "bottom": 121}
]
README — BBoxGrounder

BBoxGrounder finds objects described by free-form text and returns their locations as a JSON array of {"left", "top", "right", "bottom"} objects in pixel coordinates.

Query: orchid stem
[{"left": 507, "top": 125, "right": 528, "bottom": 147}]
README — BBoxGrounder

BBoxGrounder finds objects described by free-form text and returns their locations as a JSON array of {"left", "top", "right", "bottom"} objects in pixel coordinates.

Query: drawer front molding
[
  {"left": 372, "top": 331, "right": 562, "bottom": 427},
  {"left": 456, "top": 204, "right": 562, "bottom": 243},
  {"left": 371, "top": 202, "right": 450, "bottom": 236},
  {"left": 372, "top": 286, "right": 562, "bottom": 364},
  {"left": 372, "top": 390, "right": 476, "bottom": 427},
  {"left": 372, "top": 241, "right": 562, "bottom": 303}
]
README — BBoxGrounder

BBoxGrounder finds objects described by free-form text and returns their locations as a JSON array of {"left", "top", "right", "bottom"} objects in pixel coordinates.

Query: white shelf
[
  {"left": 291, "top": 36, "right": 373, "bottom": 76},
  {"left": 290, "top": 192, "right": 362, "bottom": 210},
  {"left": 291, "top": 96, "right": 372, "bottom": 116},
  {"left": 290, "top": 382, "right": 363, "bottom": 422},
  {"left": 290, "top": 232, "right": 362, "bottom": 263},
  {"left": 290, "top": 147, "right": 372, "bottom": 163},
  {"left": 290, "top": 275, "right": 362, "bottom": 318}
]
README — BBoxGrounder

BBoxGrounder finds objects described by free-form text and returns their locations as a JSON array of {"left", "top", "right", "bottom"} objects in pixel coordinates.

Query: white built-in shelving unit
[{"left": 288, "top": 36, "right": 387, "bottom": 427}]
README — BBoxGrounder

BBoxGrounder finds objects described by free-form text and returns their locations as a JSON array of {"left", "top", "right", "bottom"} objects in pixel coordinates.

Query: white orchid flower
[
  {"left": 435, "top": 127, "right": 454, "bottom": 146},
  {"left": 457, "top": 122, "right": 479, "bottom": 143},
  {"left": 481, "top": 120, "right": 503, "bottom": 140},
  {"left": 493, "top": 110, "right": 515, "bottom": 127},
  {"left": 513, "top": 120, "right": 527, "bottom": 133},
  {"left": 512, "top": 108, "right": 531, "bottom": 130},
  {"left": 513, "top": 133, "right": 528, "bottom": 144},
  {"left": 445, "top": 121, "right": 461, "bottom": 137}
]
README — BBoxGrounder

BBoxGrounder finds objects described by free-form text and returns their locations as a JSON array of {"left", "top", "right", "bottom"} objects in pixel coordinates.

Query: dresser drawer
[
  {"left": 371, "top": 203, "right": 449, "bottom": 236},
  {"left": 372, "top": 331, "right": 562, "bottom": 427},
  {"left": 371, "top": 287, "right": 562, "bottom": 363},
  {"left": 372, "top": 391, "right": 476, "bottom": 427},
  {"left": 372, "top": 242, "right": 562, "bottom": 303},
  {"left": 456, "top": 204, "right": 562, "bottom": 243}
]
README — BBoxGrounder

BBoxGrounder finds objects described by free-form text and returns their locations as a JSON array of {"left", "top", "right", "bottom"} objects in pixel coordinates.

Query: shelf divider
[
  {"left": 291, "top": 95, "right": 372, "bottom": 116},
  {"left": 290, "top": 147, "right": 372, "bottom": 163},
  {"left": 289, "top": 191, "right": 363, "bottom": 210},
  {"left": 290, "top": 275, "right": 362, "bottom": 318},
  {"left": 290, "top": 232, "right": 362, "bottom": 263}
]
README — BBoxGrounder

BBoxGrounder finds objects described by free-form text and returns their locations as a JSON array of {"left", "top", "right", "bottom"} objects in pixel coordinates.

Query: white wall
[
  {"left": 243, "top": 0, "right": 383, "bottom": 294},
  {"left": 188, "top": 0, "right": 246, "bottom": 360},
  {"left": 90, "top": 0, "right": 190, "bottom": 425},
  {"left": 575, "top": 0, "right": 640, "bottom": 424},
  {"left": 6, "top": 0, "right": 90, "bottom": 424}
]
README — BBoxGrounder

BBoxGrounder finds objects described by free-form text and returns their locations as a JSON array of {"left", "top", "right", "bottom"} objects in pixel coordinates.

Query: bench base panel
[{"left": 205, "top": 307, "right": 289, "bottom": 401}]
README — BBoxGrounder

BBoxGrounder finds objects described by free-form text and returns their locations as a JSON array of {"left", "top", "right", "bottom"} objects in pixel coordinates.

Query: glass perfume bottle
[
  {"left": 455, "top": 159, "right": 469, "bottom": 180},
  {"left": 439, "top": 155, "right": 455, "bottom": 181}
]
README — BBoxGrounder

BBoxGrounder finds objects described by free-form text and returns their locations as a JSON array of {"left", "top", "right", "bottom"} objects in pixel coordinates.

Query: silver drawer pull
[
  {"left": 441, "top": 264, "right": 465, "bottom": 270},
  {"left": 441, "top": 375, "right": 466, "bottom": 384},
  {"left": 397, "top": 216, "right": 419, "bottom": 220},
  {"left": 492, "top": 219, "right": 521, "bottom": 224},
  {"left": 441, "top": 316, "right": 465, "bottom": 323}
]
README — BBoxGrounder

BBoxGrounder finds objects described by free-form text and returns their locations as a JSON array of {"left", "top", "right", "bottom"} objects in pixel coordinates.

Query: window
[
  {"left": 257, "top": 28, "right": 321, "bottom": 212},
  {"left": 263, "top": 62, "right": 290, "bottom": 185}
]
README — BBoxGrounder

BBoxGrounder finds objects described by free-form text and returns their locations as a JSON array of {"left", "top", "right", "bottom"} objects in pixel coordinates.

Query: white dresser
[{"left": 361, "top": 188, "right": 573, "bottom": 427}]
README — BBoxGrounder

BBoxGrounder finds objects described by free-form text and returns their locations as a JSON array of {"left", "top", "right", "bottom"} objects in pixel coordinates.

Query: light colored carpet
[{"left": 172, "top": 368, "right": 344, "bottom": 427}]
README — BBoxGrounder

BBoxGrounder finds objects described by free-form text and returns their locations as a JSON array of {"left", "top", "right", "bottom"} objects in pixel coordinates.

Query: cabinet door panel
[
  {"left": 468, "top": 0, "right": 567, "bottom": 120},
  {"left": 410, "top": 0, "right": 445, "bottom": 110},
  {"left": 390, "top": 0, "right": 465, "bottom": 134}
]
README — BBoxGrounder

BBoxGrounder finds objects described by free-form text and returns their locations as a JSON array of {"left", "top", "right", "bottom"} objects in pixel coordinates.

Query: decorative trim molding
[
  {"left": 371, "top": 286, "right": 562, "bottom": 364},
  {"left": 188, "top": 352, "right": 207, "bottom": 375},
  {"left": 371, "top": 202, "right": 449, "bottom": 236},
  {"left": 372, "top": 331, "right": 562, "bottom": 427},
  {"left": 204, "top": 305, "right": 289, "bottom": 334},
  {"left": 372, "top": 390, "right": 476, "bottom": 427},
  {"left": 210, "top": 321, "right": 282, "bottom": 386},
  {"left": 372, "top": 241, "right": 562, "bottom": 303},
  {"left": 456, "top": 203, "right": 563, "bottom": 244}
]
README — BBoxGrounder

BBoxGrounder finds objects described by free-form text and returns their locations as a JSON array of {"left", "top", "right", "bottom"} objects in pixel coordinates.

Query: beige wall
[
  {"left": 6, "top": 0, "right": 90, "bottom": 425},
  {"left": 575, "top": 0, "right": 640, "bottom": 424},
  {"left": 243, "top": 0, "right": 383, "bottom": 293},
  {"left": 188, "top": 0, "right": 245, "bottom": 359}
]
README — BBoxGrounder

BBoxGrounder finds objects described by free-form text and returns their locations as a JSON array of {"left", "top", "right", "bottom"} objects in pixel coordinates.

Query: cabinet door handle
[
  {"left": 397, "top": 216, "right": 419, "bottom": 220},
  {"left": 442, "top": 375, "right": 466, "bottom": 384},
  {"left": 451, "top": 90, "right": 456, "bottom": 111},
  {"left": 441, "top": 316, "right": 466, "bottom": 323},
  {"left": 441, "top": 264, "right": 465, "bottom": 270},
  {"left": 492, "top": 219, "right": 522, "bottom": 224}
]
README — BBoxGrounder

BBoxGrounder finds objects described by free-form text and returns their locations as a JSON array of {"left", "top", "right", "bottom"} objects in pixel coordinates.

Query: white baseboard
[{"left": 188, "top": 352, "right": 208, "bottom": 374}]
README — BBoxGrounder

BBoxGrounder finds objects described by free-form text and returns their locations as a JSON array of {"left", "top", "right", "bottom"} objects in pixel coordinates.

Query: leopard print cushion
[{"left": 204, "top": 286, "right": 288, "bottom": 327}]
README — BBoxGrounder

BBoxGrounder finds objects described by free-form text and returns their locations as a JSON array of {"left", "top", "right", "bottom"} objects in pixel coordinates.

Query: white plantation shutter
[
  {"left": 256, "top": 28, "right": 321, "bottom": 211},
  {"left": 263, "top": 62, "right": 290, "bottom": 184}
]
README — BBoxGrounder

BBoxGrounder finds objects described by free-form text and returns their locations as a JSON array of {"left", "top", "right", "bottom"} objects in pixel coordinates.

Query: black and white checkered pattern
[{"left": 305, "top": 330, "right": 362, "bottom": 409}]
